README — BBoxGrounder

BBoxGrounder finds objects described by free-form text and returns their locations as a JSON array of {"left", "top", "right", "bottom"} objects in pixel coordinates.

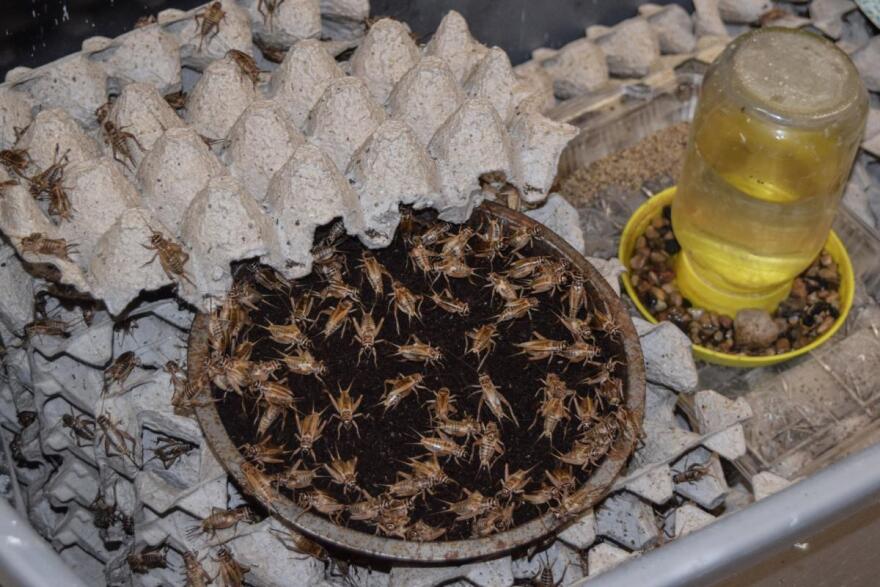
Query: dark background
[{"left": 1, "top": 0, "right": 691, "bottom": 78}]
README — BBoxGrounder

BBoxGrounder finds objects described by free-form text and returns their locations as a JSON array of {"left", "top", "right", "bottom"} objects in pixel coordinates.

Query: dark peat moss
[{"left": 212, "top": 208, "right": 631, "bottom": 541}]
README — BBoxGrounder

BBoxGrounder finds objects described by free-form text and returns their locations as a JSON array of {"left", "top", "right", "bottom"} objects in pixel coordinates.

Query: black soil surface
[{"left": 213, "top": 208, "right": 630, "bottom": 541}]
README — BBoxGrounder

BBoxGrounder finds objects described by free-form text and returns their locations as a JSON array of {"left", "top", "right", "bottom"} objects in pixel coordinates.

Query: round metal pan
[{"left": 187, "top": 200, "right": 646, "bottom": 563}]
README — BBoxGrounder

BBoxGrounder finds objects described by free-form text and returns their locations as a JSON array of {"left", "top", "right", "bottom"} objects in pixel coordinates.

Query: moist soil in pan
[{"left": 211, "top": 207, "right": 632, "bottom": 541}]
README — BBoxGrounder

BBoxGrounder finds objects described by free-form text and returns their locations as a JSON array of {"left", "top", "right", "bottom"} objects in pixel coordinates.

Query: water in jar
[{"left": 672, "top": 28, "right": 867, "bottom": 315}]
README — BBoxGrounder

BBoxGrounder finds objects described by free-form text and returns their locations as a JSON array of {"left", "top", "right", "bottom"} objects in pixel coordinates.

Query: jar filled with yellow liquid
[{"left": 672, "top": 28, "right": 868, "bottom": 317}]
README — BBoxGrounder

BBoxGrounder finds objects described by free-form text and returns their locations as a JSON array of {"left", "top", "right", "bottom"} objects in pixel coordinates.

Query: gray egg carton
[{"left": 0, "top": 2, "right": 575, "bottom": 316}]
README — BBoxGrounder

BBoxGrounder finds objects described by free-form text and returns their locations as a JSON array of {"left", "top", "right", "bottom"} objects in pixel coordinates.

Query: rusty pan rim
[{"left": 187, "top": 200, "right": 646, "bottom": 563}]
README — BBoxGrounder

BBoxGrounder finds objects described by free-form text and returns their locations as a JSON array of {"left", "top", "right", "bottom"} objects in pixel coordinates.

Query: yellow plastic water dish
[{"left": 619, "top": 187, "right": 855, "bottom": 368}]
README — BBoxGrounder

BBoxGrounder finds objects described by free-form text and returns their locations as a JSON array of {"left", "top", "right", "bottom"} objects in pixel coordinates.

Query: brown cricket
[
  {"left": 294, "top": 407, "right": 327, "bottom": 457},
  {"left": 320, "top": 299, "right": 354, "bottom": 339},
  {"left": 142, "top": 229, "right": 194, "bottom": 286},
  {"left": 240, "top": 461, "right": 279, "bottom": 504},
  {"left": 325, "top": 383, "right": 365, "bottom": 437},
  {"left": 214, "top": 547, "right": 250, "bottom": 587},
  {"left": 352, "top": 309, "right": 384, "bottom": 365},
  {"left": 239, "top": 435, "right": 289, "bottom": 467},
  {"left": 96, "top": 414, "right": 139, "bottom": 467},
  {"left": 378, "top": 373, "right": 426, "bottom": 413},
  {"left": 277, "top": 459, "right": 319, "bottom": 490},
  {"left": 20, "top": 233, "right": 78, "bottom": 262},
  {"left": 358, "top": 251, "right": 390, "bottom": 295},
  {"left": 151, "top": 435, "right": 197, "bottom": 469},
  {"left": 427, "top": 387, "right": 457, "bottom": 423},
  {"left": 270, "top": 526, "right": 329, "bottom": 562},
  {"left": 429, "top": 287, "right": 470, "bottom": 316},
  {"left": 127, "top": 545, "right": 167, "bottom": 574},
  {"left": 416, "top": 431, "right": 468, "bottom": 462},
  {"left": 186, "top": 506, "right": 253, "bottom": 539},
  {"left": 485, "top": 272, "right": 520, "bottom": 302},
  {"left": 183, "top": 551, "right": 212, "bottom": 587},
  {"left": 407, "top": 236, "right": 435, "bottom": 274},
  {"left": 472, "top": 373, "right": 518, "bottom": 425},
  {"left": 0, "top": 148, "right": 30, "bottom": 175},
  {"left": 388, "top": 280, "right": 422, "bottom": 332},
  {"left": 227, "top": 49, "right": 263, "bottom": 86},
  {"left": 102, "top": 120, "right": 144, "bottom": 170},
  {"left": 104, "top": 351, "right": 140, "bottom": 389},
  {"left": 442, "top": 489, "right": 496, "bottom": 521},
  {"left": 193, "top": 1, "right": 226, "bottom": 51},
  {"left": 475, "top": 421, "right": 505, "bottom": 473},
  {"left": 61, "top": 410, "right": 96, "bottom": 446},
  {"left": 281, "top": 349, "right": 326, "bottom": 380},
  {"left": 323, "top": 452, "right": 360, "bottom": 494},
  {"left": 392, "top": 334, "right": 443, "bottom": 365}
]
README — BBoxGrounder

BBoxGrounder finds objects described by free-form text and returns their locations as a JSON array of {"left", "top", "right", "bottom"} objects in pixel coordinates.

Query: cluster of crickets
[{"left": 204, "top": 208, "right": 634, "bottom": 542}]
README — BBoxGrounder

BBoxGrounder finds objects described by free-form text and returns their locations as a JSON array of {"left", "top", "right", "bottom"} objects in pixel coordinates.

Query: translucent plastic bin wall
[{"left": 549, "top": 66, "right": 880, "bottom": 586}]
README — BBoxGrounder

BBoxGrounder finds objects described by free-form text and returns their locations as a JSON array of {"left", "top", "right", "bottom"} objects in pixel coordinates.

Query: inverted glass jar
[{"left": 671, "top": 28, "right": 868, "bottom": 316}]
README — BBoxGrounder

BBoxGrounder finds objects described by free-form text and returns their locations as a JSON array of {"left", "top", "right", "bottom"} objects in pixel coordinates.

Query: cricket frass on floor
[{"left": 212, "top": 207, "right": 631, "bottom": 541}]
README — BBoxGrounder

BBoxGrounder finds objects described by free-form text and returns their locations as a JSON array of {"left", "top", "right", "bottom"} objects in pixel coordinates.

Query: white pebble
[
  {"left": 639, "top": 321, "right": 699, "bottom": 392},
  {"left": 693, "top": 0, "right": 729, "bottom": 37},
  {"left": 646, "top": 5, "right": 697, "bottom": 54},
  {"left": 718, "top": 0, "right": 772, "bottom": 24}
]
